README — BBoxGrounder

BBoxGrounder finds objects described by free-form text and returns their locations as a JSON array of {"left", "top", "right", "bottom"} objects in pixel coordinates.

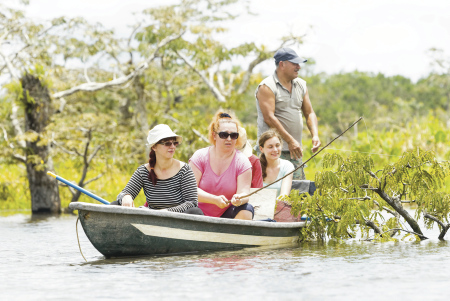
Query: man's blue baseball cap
[{"left": 274, "top": 48, "right": 307, "bottom": 64}]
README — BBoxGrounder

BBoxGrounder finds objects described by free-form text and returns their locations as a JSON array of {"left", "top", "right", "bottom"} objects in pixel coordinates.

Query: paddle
[{"left": 47, "top": 171, "right": 111, "bottom": 205}]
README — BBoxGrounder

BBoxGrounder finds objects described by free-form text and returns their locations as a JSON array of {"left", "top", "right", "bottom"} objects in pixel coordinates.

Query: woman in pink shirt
[{"left": 189, "top": 111, "right": 254, "bottom": 220}]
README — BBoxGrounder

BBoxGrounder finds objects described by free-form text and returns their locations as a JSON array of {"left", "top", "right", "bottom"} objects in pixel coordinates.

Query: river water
[{"left": 1, "top": 213, "right": 449, "bottom": 300}]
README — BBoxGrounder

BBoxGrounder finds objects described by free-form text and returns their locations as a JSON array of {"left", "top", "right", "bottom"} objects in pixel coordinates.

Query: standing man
[{"left": 255, "top": 47, "right": 321, "bottom": 180}]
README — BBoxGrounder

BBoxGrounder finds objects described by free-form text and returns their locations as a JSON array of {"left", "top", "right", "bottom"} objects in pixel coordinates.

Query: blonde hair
[
  {"left": 208, "top": 111, "right": 244, "bottom": 147},
  {"left": 258, "top": 129, "right": 283, "bottom": 180}
]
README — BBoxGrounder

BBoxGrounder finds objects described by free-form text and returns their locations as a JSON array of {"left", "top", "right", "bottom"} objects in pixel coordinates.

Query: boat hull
[{"left": 70, "top": 203, "right": 305, "bottom": 257}]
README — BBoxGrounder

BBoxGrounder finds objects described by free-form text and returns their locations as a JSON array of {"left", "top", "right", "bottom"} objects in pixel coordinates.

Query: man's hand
[
  {"left": 311, "top": 136, "right": 321, "bottom": 153},
  {"left": 288, "top": 139, "right": 303, "bottom": 160}
]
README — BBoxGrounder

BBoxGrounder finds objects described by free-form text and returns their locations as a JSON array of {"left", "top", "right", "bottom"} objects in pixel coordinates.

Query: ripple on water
[{"left": 1, "top": 214, "right": 450, "bottom": 300}]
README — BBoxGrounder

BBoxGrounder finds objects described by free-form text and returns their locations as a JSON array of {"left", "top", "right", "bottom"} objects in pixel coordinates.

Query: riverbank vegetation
[{"left": 1, "top": 0, "right": 450, "bottom": 235}]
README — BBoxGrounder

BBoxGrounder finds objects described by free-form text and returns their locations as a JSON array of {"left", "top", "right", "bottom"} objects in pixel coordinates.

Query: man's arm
[
  {"left": 256, "top": 85, "right": 303, "bottom": 159},
  {"left": 301, "top": 87, "right": 321, "bottom": 153}
]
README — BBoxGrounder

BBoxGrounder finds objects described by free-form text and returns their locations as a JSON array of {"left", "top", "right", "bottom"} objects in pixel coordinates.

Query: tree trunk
[
  {"left": 134, "top": 75, "right": 149, "bottom": 134},
  {"left": 119, "top": 96, "right": 132, "bottom": 124},
  {"left": 21, "top": 73, "right": 61, "bottom": 213}
]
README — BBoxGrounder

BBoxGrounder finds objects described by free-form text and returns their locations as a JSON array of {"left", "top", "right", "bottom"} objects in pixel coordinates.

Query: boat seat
[{"left": 291, "top": 180, "right": 316, "bottom": 196}]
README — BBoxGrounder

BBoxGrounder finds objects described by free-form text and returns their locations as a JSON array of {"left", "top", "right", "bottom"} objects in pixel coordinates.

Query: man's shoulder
[
  {"left": 260, "top": 74, "right": 276, "bottom": 85},
  {"left": 293, "top": 77, "right": 307, "bottom": 96},
  {"left": 293, "top": 77, "right": 307, "bottom": 86},
  {"left": 257, "top": 74, "right": 277, "bottom": 94}
]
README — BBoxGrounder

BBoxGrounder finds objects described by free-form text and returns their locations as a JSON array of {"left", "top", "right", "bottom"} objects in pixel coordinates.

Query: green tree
[
  {"left": 0, "top": 0, "right": 305, "bottom": 212},
  {"left": 284, "top": 148, "right": 450, "bottom": 241}
]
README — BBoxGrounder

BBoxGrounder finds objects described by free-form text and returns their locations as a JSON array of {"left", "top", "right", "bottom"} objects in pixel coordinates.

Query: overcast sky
[{"left": 13, "top": 0, "right": 450, "bottom": 81}]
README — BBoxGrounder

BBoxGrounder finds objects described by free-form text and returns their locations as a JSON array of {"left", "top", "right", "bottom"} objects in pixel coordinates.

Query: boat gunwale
[{"left": 69, "top": 202, "right": 305, "bottom": 229}]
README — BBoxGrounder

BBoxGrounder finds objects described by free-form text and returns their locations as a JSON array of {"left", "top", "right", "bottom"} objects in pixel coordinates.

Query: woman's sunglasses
[
  {"left": 158, "top": 141, "right": 180, "bottom": 147},
  {"left": 216, "top": 132, "right": 239, "bottom": 140}
]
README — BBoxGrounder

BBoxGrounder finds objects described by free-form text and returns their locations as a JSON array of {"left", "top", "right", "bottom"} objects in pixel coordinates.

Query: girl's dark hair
[
  {"left": 148, "top": 149, "right": 157, "bottom": 186},
  {"left": 258, "top": 129, "right": 283, "bottom": 180}
]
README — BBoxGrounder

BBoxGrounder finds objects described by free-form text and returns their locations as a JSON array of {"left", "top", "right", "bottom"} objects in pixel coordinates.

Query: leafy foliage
[{"left": 283, "top": 149, "right": 450, "bottom": 241}]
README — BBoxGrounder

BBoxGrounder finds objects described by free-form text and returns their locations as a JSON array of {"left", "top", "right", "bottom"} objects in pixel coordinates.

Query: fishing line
[
  {"left": 324, "top": 118, "right": 403, "bottom": 158},
  {"left": 362, "top": 117, "right": 375, "bottom": 171},
  {"left": 325, "top": 148, "right": 403, "bottom": 158},
  {"left": 76, "top": 217, "right": 88, "bottom": 263}
]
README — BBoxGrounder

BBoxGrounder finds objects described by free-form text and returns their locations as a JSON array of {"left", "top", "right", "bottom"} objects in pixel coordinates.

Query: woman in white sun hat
[
  {"left": 114, "top": 124, "right": 203, "bottom": 215},
  {"left": 236, "top": 127, "right": 263, "bottom": 188}
]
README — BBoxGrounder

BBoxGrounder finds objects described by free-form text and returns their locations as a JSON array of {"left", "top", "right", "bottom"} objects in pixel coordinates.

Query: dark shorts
[
  {"left": 183, "top": 207, "right": 204, "bottom": 215},
  {"left": 280, "top": 151, "right": 306, "bottom": 180},
  {"left": 220, "top": 203, "right": 254, "bottom": 219}
]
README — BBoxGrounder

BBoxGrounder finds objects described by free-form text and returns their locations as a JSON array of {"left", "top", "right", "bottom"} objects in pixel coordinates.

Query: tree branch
[
  {"left": 346, "top": 196, "right": 371, "bottom": 201},
  {"left": 58, "top": 182, "right": 77, "bottom": 196},
  {"left": 52, "top": 140, "right": 78, "bottom": 156},
  {"left": 83, "top": 55, "right": 91, "bottom": 83},
  {"left": 52, "top": 32, "right": 184, "bottom": 99},
  {"left": 83, "top": 173, "right": 105, "bottom": 186},
  {"left": 360, "top": 184, "right": 379, "bottom": 191},
  {"left": 57, "top": 97, "right": 67, "bottom": 113},
  {"left": 375, "top": 188, "right": 425, "bottom": 237},
  {"left": 192, "top": 128, "right": 208, "bottom": 143},
  {"left": 423, "top": 212, "right": 450, "bottom": 240},
  {"left": 237, "top": 54, "right": 269, "bottom": 95},
  {"left": 0, "top": 49, "right": 20, "bottom": 79},
  {"left": 164, "top": 114, "right": 180, "bottom": 124},
  {"left": 372, "top": 200, "right": 399, "bottom": 217},
  {"left": 12, "top": 153, "right": 26, "bottom": 163},
  {"left": 364, "top": 219, "right": 382, "bottom": 235},
  {"left": 87, "top": 145, "right": 102, "bottom": 165},
  {"left": 175, "top": 50, "right": 226, "bottom": 102},
  {"left": 0, "top": 50, "right": 26, "bottom": 146},
  {"left": 217, "top": 72, "right": 226, "bottom": 95},
  {"left": 1, "top": 124, "right": 25, "bottom": 163},
  {"left": 365, "top": 228, "right": 428, "bottom": 241}
]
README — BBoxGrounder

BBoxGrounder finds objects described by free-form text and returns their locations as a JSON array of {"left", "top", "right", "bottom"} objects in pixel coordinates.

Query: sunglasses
[
  {"left": 216, "top": 132, "right": 239, "bottom": 140},
  {"left": 158, "top": 141, "right": 180, "bottom": 147}
]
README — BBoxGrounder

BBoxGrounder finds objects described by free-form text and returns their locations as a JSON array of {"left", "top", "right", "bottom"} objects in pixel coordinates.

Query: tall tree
[{"left": 1, "top": 0, "right": 305, "bottom": 212}]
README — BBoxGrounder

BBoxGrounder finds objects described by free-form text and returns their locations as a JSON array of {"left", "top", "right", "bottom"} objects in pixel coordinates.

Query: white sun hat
[
  {"left": 237, "top": 127, "right": 253, "bottom": 157},
  {"left": 147, "top": 124, "right": 182, "bottom": 147}
]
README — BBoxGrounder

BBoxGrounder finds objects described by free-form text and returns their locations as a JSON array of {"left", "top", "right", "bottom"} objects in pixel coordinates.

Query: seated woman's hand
[
  {"left": 231, "top": 194, "right": 248, "bottom": 207},
  {"left": 215, "top": 195, "right": 230, "bottom": 209},
  {"left": 121, "top": 195, "right": 135, "bottom": 207}
]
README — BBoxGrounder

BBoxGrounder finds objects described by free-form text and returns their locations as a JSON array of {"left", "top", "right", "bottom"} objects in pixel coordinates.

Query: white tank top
[{"left": 255, "top": 72, "right": 307, "bottom": 151}]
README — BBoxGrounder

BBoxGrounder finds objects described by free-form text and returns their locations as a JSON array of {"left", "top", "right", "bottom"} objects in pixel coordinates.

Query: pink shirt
[{"left": 189, "top": 147, "right": 252, "bottom": 217}]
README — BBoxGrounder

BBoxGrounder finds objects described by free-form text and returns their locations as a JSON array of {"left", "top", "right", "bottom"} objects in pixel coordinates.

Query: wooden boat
[{"left": 69, "top": 202, "right": 305, "bottom": 258}]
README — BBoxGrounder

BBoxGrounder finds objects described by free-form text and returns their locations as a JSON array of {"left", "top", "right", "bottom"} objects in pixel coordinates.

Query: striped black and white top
[{"left": 116, "top": 163, "right": 198, "bottom": 213}]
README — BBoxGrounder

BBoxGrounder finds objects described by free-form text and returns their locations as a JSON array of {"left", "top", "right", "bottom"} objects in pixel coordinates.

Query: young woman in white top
[{"left": 258, "top": 129, "right": 294, "bottom": 197}]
